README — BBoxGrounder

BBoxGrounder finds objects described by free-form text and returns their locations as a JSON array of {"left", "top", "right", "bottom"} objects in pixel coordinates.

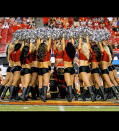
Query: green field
[
  {"left": 0, "top": 105, "right": 119, "bottom": 111},
  {"left": 1, "top": 92, "right": 119, "bottom": 111}
]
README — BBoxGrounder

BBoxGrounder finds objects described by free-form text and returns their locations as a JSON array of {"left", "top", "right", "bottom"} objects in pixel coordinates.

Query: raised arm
[
  {"left": 78, "top": 37, "right": 82, "bottom": 49},
  {"left": 7, "top": 43, "right": 14, "bottom": 62},
  {"left": 53, "top": 40, "right": 57, "bottom": 51},
  {"left": 62, "top": 36, "right": 65, "bottom": 51},
  {"left": 36, "top": 38, "right": 41, "bottom": 51},
  {"left": 71, "top": 37, "right": 75, "bottom": 45},
  {"left": 47, "top": 34, "right": 52, "bottom": 52},
  {"left": 15, "top": 39, "right": 19, "bottom": 44},
  {"left": 103, "top": 41, "right": 106, "bottom": 46},
  {"left": 20, "top": 40, "right": 25, "bottom": 51},
  {"left": 29, "top": 42, "right": 34, "bottom": 53},
  {"left": 86, "top": 36, "right": 91, "bottom": 49}
]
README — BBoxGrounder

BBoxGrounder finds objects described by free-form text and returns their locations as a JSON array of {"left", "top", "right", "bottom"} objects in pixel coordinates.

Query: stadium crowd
[
  {"left": 0, "top": 17, "right": 119, "bottom": 53},
  {"left": 0, "top": 18, "right": 118, "bottom": 60},
  {"left": 0, "top": 17, "right": 35, "bottom": 52},
  {"left": 46, "top": 17, "right": 119, "bottom": 49}
]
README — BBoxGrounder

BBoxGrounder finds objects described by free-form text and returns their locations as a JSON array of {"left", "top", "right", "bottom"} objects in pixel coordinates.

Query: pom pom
[{"left": 12, "top": 26, "right": 111, "bottom": 43}]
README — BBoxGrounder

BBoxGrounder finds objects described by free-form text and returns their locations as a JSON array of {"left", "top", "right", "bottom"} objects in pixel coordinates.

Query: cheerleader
[
  {"left": 98, "top": 41, "right": 119, "bottom": 100},
  {"left": 20, "top": 40, "right": 34, "bottom": 101},
  {"left": 53, "top": 39, "right": 64, "bottom": 68},
  {"left": 48, "top": 42, "right": 52, "bottom": 91},
  {"left": 36, "top": 35, "right": 52, "bottom": 102},
  {"left": 111, "top": 65, "right": 119, "bottom": 91},
  {"left": 90, "top": 42, "right": 105, "bottom": 100},
  {"left": 26, "top": 41, "right": 38, "bottom": 99},
  {"left": 72, "top": 48, "right": 79, "bottom": 100},
  {"left": 0, "top": 43, "right": 14, "bottom": 97},
  {"left": 78, "top": 36, "right": 95, "bottom": 102},
  {"left": 111, "top": 64, "right": 119, "bottom": 82},
  {"left": 62, "top": 36, "right": 76, "bottom": 102},
  {"left": 108, "top": 43, "right": 119, "bottom": 85},
  {"left": 0, "top": 43, "right": 14, "bottom": 99},
  {"left": 53, "top": 39, "right": 66, "bottom": 98},
  {"left": 8, "top": 41, "right": 24, "bottom": 100},
  {"left": 107, "top": 44, "right": 119, "bottom": 94}
]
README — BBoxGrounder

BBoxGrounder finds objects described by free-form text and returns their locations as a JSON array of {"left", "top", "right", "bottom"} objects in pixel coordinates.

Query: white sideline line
[
  {"left": 95, "top": 106, "right": 100, "bottom": 108},
  {"left": 59, "top": 106, "right": 65, "bottom": 111},
  {"left": 24, "top": 107, "right": 29, "bottom": 109}
]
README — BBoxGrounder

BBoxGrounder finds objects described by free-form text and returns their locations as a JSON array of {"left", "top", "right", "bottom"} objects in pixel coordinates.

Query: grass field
[
  {"left": 1, "top": 105, "right": 119, "bottom": 111},
  {"left": 1, "top": 92, "right": 119, "bottom": 111}
]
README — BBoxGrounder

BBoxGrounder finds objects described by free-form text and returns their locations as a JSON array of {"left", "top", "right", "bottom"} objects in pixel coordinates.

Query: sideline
[{"left": 59, "top": 106, "right": 65, "bottom": 111}]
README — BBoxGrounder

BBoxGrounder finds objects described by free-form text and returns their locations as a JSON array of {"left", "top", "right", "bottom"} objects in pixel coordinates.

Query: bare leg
[
  {"left": 102, "top": 74, "right": 113, "bottom": 87},
  {"left": 2, "top": 72, "right": 11, "bottom": 86},
  {"left": 29, "top": 72, "right": 38, "bottom": 87},
  {"left": 109, "top": 71, "right": 118, "bottom": 86}
]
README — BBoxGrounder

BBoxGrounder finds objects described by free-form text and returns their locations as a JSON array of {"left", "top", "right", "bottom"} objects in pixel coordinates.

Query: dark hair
[
  {"left": 14, "top": 43, "right": 22, "bottom": 51},
  {"left": 20, "top": 46, "right": 30, "bottom": 65},
  {"left": 82, "top": 38, "right": 86, "bottom": 43},
  {"left": 37, "top": 43, "right": 47, "bottom": 61},
  {"left": 91, "top": 44, "right": 101, "bottom": 62},
  {"left": 65, "top": 42, "right": 76, "bottom": 60}
]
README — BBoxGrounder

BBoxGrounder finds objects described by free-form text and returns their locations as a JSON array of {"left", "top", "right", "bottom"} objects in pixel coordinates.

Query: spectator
[
  {"left": 34, "top": 17, "right": 44, "bottom": 28},
  {"left": 42, "top": 17, "right": 50, "bottom": 27},
  {"left": 73, "top": 17, "right": 80, "bottom": 28},
  {"left": 109, "top": 27, "right": 115, "bottom": 36},
  {"left": 15, "top": 17, "right": 22, "bottom": 24},
  {"left": 87, "top": 19, "right": 93, "bottom": 28},
  {"left": 68, "top": 17, "right": 74, "bottom": 28},
  {"left": 26, "top": 17, "right": 35, "bottom": 29},
  {"left": 12, "top": 20, "right": 21, "bottom": 33},
  {"left": 107, "top": 17, "right": 113, "bottom": 22},
  {"left": 9, "top": 17, "right": 16, "bottom": 25},
  {"left": 112, "top": 44, "right": 115, "bottom": 49},
  {"left": 93, "top": 18, "right": 100, "bottom": 29},
  {"left": 48, "top": 18, "right": 57, "bottom": 28},
  {"left": 112, "top": 17, "right": 117, "bottom": 30},
  {"left": 21, "top": 19, "right": 29, "bottom": 29}
]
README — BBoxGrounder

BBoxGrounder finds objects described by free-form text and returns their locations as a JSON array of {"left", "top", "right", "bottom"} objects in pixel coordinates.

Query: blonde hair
[
  {"left": 7, "top": 43, "right": 15, "bottom": 62},
  {"left": 8, "top": 43, "right": 14, "bottom": 54},
  {"left": 31, "top": 43, "right": 37, "bottom": 53},
  {"left": 103, "top": 45, "right": 112, "bottom": 63},
  {"left": 81, "top": 42, "right": 90, "bottom": 60}
]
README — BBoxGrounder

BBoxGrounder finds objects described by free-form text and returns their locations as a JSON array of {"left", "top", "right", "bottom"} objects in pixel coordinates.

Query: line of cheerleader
[{"left": 0, "top": 35, "right": 119, "bottom": 102}]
